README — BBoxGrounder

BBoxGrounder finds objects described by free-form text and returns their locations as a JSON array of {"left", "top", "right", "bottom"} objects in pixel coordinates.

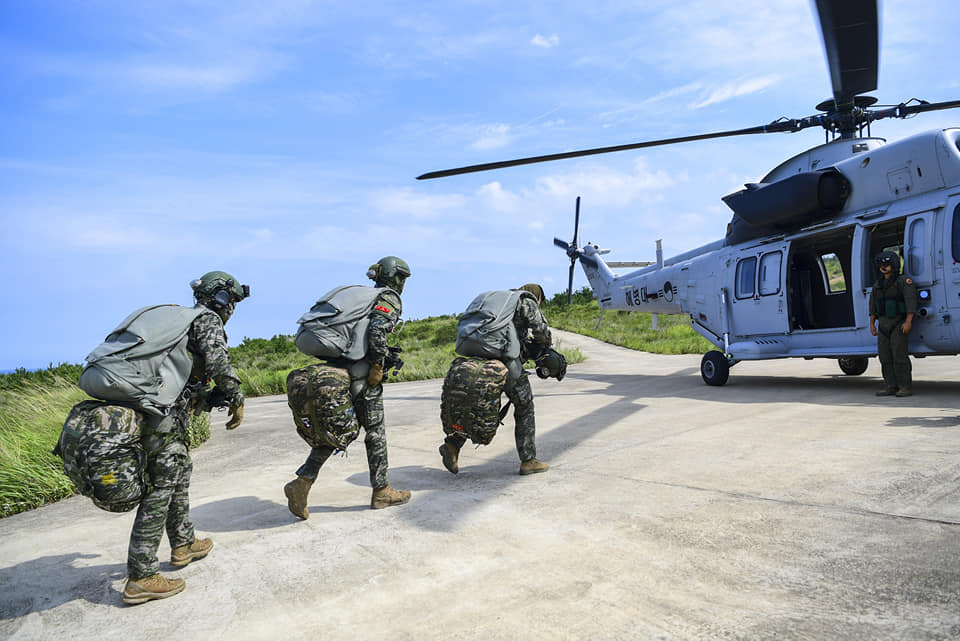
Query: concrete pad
[{"left": 1, "top": 330, "right": 959, "bottom": 640}]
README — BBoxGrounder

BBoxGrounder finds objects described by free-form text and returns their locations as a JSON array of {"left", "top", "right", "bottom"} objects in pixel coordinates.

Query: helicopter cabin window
[
  {"left": 736, "top": 256, "right": 757, "bottom": 299},
  {"left": 758, "top": 251, "right": 782, "bottom": 296},
  {"left": 906, "top": 217, "right": 926, "bottom": 276},
  {"left": 819, "top": 252, "right": 846, "bottom": 293}
]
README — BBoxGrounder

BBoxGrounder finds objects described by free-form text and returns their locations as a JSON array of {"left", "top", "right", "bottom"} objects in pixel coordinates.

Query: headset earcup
[{"left": 214, "top": 289, "right": 231, "bottom": 308}]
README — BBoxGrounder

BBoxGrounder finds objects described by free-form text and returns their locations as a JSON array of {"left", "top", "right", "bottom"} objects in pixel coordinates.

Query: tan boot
[
  {"left": 439, "top": 442, "right": 460, "bottom": 474},
  {"left": 371, "top": 485, "right": 411, "bottom": 509},
  {"left": 171, "top": 537, "right": 214, "bottom": 567},
  {"left": 122, "top": 574, "right": 185, "bottom": 605},
  {"left": 895, "top": 387, "right": 913, "bottom": 397},
  {"left": 519, "top": 458, "right": 549, "bottom": 475},
  {"left": 284, "top": 476, "right": 314, "bottom": 520}
]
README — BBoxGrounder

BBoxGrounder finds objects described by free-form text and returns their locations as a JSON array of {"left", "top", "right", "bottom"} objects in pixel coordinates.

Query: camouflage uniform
[
  {"left": 295, "top": 289, "right": 400, "bottom": 489},
  {"left": 127, "top": 308, "right": 242, "bottom": 579},
  {"left": 446, "top": 294, "right": 552, "bottom": 461},
  {"left": 869, "top": 273, "right": 918, "bottom": 391}
]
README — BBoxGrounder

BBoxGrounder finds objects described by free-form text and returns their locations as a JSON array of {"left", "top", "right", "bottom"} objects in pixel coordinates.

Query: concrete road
[{"left": 2, "top": 331, "right": 960, "bottom": 641}]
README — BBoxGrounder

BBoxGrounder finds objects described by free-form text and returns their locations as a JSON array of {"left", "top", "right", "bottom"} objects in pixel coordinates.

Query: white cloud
[
  {"left": 692, "top": 74, "right": 780, "bottom": 109},
  {"left": 368, "top": 187, "right": 467, "bottom": 219},
  {"left": 471, "top": 123, "right": 513, "bottom": 150},
  {"left": 531, "top": 33, "right": 559, "bottom": 49}
]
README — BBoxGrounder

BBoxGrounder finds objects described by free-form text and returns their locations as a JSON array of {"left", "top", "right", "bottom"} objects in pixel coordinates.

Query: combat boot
[
  {"left": 519, "top": 458, "right": 549, "bottom": 475},
  {"left": 895, "top": 387, "right": 913, "bottom": 397},
  {"left": 171, "top": 537, "right": 214, "bottom": 567},
  {"left": 875, "top": 387, "right": 898, "bottom": 396},
  {"left": 284, "top": 476, "right": 314, "bottom": 520},
  {"left": 122, "top": 574, "right": 185, "bottom": 605},
  {"left": 371, "top": 485, "right": 411, "bottom": 509},
  {"left": 439, "top": 440, "right": 461, "bottom": 474}
]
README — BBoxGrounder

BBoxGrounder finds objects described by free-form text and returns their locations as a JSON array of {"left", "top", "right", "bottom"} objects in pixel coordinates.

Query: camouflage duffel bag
[
  {"left": 286, "top": 364, "right": 359, "bottom": 450},
  {"left": 440, "top": 356, "right": 508, "bottom": 445},
  {"left": 55, "top": 400, "right": 147, "bottom": 513}
]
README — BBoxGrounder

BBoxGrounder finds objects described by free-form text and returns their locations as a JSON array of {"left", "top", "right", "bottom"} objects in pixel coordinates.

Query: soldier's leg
[
  {"left": 127, "top": 440, "right": 190, "bottom": 579},
  {"left": 296, "top": 446, "right": 336, "bottom": 480},
  {"left": 876, "top": 325, "right": 897, "bottom": 389},
  {"left": 161, "top": 441, "right": 196, "bottom": 550},
  {"left": 359, "top": 384, "right": 410, "bottom": 508},
  {"left": 504, "top": 371, "right": 537, "bottom": 462},
  {"left": 357, "top": 384, "right": 389, "bottom": 489},
  {"left": 891, "top": 327, "right": 913, "bottom": 392}
]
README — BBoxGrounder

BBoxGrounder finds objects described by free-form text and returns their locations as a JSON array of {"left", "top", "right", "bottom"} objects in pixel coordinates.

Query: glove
[
  {"left": 225, "top": 402, "right": 244, "bottom": 430},
  {"left": 367, "top": 363, "right": 384, "bottom": 387}
]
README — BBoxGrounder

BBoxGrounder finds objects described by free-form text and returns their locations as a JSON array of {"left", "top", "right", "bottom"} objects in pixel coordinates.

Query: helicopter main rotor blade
[
  {"left": 869, "top": 99, "right": 960, "bottom": 121},
  {"left": 814, "top": 0, "right": 878, "bottom": 107},
  {"left": 417, "top": 124, "right": 783, "bottom": 180}
]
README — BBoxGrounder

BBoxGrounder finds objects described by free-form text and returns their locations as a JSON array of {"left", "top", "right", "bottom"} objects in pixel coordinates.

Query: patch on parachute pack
[{"left": 375, "top": 304, "right": 394, "bottom": 314}]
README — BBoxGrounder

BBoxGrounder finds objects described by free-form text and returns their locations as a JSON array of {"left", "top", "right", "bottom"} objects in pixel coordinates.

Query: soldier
[
  {"left": 439, "top": 283, "right": 553, "bottom": 476},
  {"left": 869, "top": 251, "right": 918, "bottom": 397},
  {"left": 283, "top": 256, "right": 412, "bottom": 519},
  {"left": 121, "top": 271, "right": 249, "bottom": 604}
]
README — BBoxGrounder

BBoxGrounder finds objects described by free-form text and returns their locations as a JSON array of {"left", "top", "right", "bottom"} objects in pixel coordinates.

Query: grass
[{"left": 542, "top": 287, "right": 714, "bottom": 354}]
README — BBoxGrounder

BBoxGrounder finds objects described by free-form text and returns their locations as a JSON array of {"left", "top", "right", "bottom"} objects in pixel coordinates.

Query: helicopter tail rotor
[{"left": 554, "top": 196, "right": 598, "bottom": 304}]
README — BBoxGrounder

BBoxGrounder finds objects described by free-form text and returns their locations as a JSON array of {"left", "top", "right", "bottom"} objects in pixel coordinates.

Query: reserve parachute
[
  {"left": 295, "top": 285, "right": 396, "bottom": 360},
  {"left": 440, "top": 356, "right": 509, "bottom": 445},
  {"left": 54, "top": 400, "right": 147, "bottom": 513},
  {"left": 286, "top": 364, "right": 360, "bottom": 450},
  {"left": 78, "top": 305, "right": 206, "bottom": 416}
]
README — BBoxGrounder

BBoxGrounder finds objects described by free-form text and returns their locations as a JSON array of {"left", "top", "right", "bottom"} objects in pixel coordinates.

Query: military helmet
[
  {"left": 191, "top": 270, "right": 250, "bottom": 322},
  {"left": 534, "top": 347, "right": 567, "bottom": 381},
  {"left": 519, "top": 283, "right": 546, "bottom": 303},
  {"left": 874, "top": 251, "right": 901, "bottom": 273},
  {"left": 367, "top": 256, "right": 411, "bottom": 293}
]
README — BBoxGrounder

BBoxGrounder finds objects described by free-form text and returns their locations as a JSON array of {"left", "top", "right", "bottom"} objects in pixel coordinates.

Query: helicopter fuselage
[{"left": 578, "top": 128, "right": 960, "bottom": 378}]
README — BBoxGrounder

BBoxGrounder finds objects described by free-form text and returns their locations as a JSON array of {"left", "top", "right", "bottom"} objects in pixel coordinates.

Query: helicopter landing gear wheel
[
  {"left": 700, "top": 350, "right": 730, "bottom": 386},
  {"left": 838, "top": 356, "right": 868, "bottom": 376}
]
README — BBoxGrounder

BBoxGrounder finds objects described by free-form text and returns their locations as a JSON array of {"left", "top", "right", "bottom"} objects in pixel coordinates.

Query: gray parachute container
[
  {"left": 455, "top": 290, "right": 532, "bottom": 360},
  {"left": 78, "top": 305, "right": 205, "bottom": 416},
  {"left": 294, "top": 285, "right": 393, "bottom": 361}
]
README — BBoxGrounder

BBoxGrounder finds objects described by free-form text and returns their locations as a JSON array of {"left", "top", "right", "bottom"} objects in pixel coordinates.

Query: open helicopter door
[
  {"left": 728, "top": 242, "right": 790, "bottom": 337},
  {"left": 943, "top": 200, "right": 960, "bottom": 329}
]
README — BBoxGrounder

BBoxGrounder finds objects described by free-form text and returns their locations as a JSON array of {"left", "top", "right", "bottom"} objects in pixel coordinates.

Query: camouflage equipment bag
[
  {"left": 55, "top": 400, "right": 147, "bottom": 513},
  {"left": 294, "top": 285, "right": 396, "bottom": 361},
  {"left": 286, "top": 364, "right": 360, "bottom": 450},
  {"left": 78, "top": 305, "right": 206, "bottom": 416},
  {"left": 455, "top": 290, "right": 534, "bottom": 361},
  {"left": 440, "top": 357, "right": 508, "bottom": 445}
]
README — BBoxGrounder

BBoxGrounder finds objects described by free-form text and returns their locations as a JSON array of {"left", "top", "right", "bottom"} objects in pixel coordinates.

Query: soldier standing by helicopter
[{"left": 869, "top": 252, "right": 918, "bottom": 397}]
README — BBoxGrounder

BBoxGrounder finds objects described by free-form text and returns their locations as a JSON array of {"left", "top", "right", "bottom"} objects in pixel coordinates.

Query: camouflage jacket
[
  {"left": 366, "top": 289, "right": 402, "bottom": 365},
  {"left": 515, "top": 295, "right": 552, "bottom": 361}
]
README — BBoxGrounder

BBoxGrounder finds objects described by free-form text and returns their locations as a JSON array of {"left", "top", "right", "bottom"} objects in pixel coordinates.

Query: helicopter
[{"left": 418, "top": 0, "right": 960, "bottom": 386}]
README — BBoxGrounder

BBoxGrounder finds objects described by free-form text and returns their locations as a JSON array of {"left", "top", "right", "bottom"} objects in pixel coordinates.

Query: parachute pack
[
  {"left": 455, "top": 290, "right": 533, "bottom": 361},
  {"left": 78, "top": 305, "right": 205, "bottom": 416},
  {"left": 286, "top": 364, "right": 360, "bottom": 450},
  {"left": 295, "top": 285, "right": 394, "bottom": 361},
  {"left": 55, "top": 400, "right": 147, "bottom": 513},
  {"left": 440, "top": 356, "right": 509, "bottom": 445}
]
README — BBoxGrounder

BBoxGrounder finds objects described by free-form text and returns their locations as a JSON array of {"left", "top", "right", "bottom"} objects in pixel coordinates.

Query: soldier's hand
[
  {"left": 870, "top": 323, "right": 878, "bottom": 337},
  {"left": 367, "top": 363, "right": 384, "bottom": 387},
  {"left": 900, "top": 319, "right": 913, "bottom": 335},
  {"left": 225, "top": 402, "right": 244, "bottom": 430}
]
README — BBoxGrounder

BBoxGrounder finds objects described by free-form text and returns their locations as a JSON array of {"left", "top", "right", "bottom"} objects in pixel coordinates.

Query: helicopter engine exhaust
[{"left": 722, "top": 168, "right": 851, "bottom": 243}]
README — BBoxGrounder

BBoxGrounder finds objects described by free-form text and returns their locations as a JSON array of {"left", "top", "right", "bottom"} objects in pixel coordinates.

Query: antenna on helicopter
[{"left": 552, "top": 197, "right": 597, "bottom": 304}]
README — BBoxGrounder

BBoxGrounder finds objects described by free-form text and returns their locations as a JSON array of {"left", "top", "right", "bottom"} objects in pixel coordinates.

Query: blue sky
[{"left": 2, "top": 0, "right": 959, "bottom": 370}]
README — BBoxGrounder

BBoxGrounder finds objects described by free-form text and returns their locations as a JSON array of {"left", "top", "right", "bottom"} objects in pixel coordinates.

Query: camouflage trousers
[
  {"left": 127, "top": 437, "right": 194, "bottom": 579},
  {"left": 446, "top": 368, "right": 537, "bottom": 461},
  {"left": 296, "top": 382, "right": 390, "bottom": 489}
]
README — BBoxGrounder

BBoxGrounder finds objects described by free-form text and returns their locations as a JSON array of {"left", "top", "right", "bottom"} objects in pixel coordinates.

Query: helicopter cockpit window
[
  {"left": 758, "top": 251, "right": 782, "bottom": 296},
  {"left": 736, "top": 256, "right": 757, "bottom": 299},
  {"left": 819, "top": 252, "right": 846, "bottom": 294}
]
